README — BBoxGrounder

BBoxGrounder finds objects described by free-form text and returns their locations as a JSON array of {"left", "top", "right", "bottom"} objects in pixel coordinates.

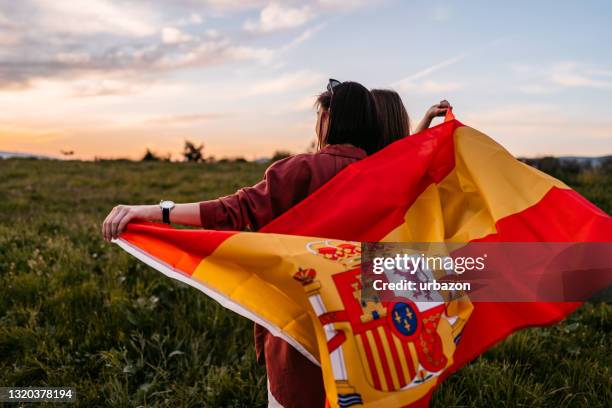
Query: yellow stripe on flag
[
  {"left": 392, "top": 333, "right": 414, "bottom": 385},
  {"left": 384, "top": 126, "right": 568, "bottom": 242},
  {"left": 365, "top": 329, "right": 388, "bottom": 391}
]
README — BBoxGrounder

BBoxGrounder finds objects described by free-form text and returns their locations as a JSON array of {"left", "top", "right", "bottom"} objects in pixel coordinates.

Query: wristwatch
[{"left": 159, "top": 200, "right": 175, "bottom": 224}]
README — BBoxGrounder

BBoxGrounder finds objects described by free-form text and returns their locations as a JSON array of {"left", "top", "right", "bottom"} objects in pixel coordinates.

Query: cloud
[
  {"left": 0, "top": 1, "right": 331, "bottom": 90},
  {"left": 188, "top": 12, "right": 203, "bottom": 24},
  {"left": 224, "top": 45, "right": 276, "bottom": 64},
  {"left": 464, "top": 103, "right": 558, "bottom": 125},
  {"left": 464, "top": 103, "right": 612, "bottom": 140},
  {"left": 461, "top": 103, "right": 612, "bottom": 157},
  {"left": 201, "top": 0, "right": 268, "bottom": 13},
  {"left": 241, "top": 0, "right": 382, "bottom": 34},
  {"left": 395, "top": 52, "right": 469, "bottom": 85},
  {"left": 316, "top": 0, "right": 375, "bottom": 12},
  {"left": 146, "top": 112, "right": 231, "bottom": 125},
  {"left": 0, "top": 30, "right": 274, "bottom": 90},
  {"left": 514, "top": 61, "right": 612, "bottom": 94},
  {"left": 70, "top": 77, "right": 147, "bottom": 97},
  {"left": 392, "top": 52, "right": 468, "bottom": 94},
  {"left": 550, "top": 62, "right": 612, "bottom": 89},
  {"left": 396, "top": 79, "right": 463, "bottom": 94},
  {"left": 276, "top": 95, "right": 320, "bottom": 114},
  {"left": 392, "top": 37, "right": 508, "bottom": 94},
  {"left": 586, "top": 67, "right": 612, "bottom": 77},
  {"left": 247, "top": 70, "right": 324, "bottom": 95},
  {"left": 161, "top": 27, "right": 194, "bottom": 44},
  {"left": 281, "top": 23, "right": 326, "bottom": 51},
  {"left": 517, "top": 84, "right": 557, "bottom": 95},
  {"left": 0, "top": 0, "right": 365, "bottom": 96},
  {"left": 32, "top": 0, "right": 159, "bottom": 37},
  {"left": 244, "top": 3, "right": 314, "bottom": 33}
]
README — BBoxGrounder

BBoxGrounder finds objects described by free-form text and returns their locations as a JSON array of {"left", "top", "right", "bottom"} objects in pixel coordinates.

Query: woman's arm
[
  {"left": 102, "top": 202, "right": 201, "bottom": 242},
  {"left": 198, "top": 155, "right": 313, "bottom": 231},
  {"left": 102, "top": 154, "right": 312, "bottom": 241},
  {"left": 413, "top": 100, "right": 452, "bottom": 134}
]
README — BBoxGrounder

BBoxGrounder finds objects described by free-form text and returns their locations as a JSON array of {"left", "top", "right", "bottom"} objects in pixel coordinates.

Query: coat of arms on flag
[{"left": 291, "top": 239, "right": 472, "bottom": 407}]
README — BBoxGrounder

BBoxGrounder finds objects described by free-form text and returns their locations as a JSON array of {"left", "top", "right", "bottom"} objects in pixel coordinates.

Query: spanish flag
[{"left": 114, "top": 117, "right": 611, "bottom": 407}]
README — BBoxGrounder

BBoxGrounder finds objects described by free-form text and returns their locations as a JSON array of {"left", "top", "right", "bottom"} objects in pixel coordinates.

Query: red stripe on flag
[
  {"left": 360, "top": 332, "right": 382, "bottom": 390},
  {"left": 261, "top": 120, "right": 462, "bottom": 239},
  {"left": 371, "top": 327, "right": 395, "bottom": 390},
  {"left": 319, "top": 311, "right": 349, "bottom": 325},
  {"left": 475, "top": 187, "right": 611, "bottom": 243},
  {"left": 416, "top": 186, "right": 612, "bottom": 406},
  {"left": 452, "top": 186, "right": 612, "bottom": 369},
  {"left": 327, "top": 331, "right": 347, "bottom": 353},
  {"left": 384, "top": 327, "right": 407, "bottom": 387},
  {"left": 121, "top": 222, "right": 237, "bottom": 275}
]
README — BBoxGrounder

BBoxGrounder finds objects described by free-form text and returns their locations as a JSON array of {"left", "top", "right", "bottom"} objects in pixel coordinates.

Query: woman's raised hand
[
  {"left": 414, "top": 100, "right": 453, "bottom": 134},
  {"left": 102, "top": 204, "right": 158, "bottom": 242},
  {"left": 426, "top": 100, "right": 452, "bottom": 119}
]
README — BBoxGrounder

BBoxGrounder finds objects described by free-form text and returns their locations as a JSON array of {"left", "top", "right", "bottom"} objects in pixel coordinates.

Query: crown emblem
[
  {"left": 293, "top": 267, "right": 316, "bottom": 285},
  {"left": 306, "top": 240, "right": 361, "bottom": 270}
]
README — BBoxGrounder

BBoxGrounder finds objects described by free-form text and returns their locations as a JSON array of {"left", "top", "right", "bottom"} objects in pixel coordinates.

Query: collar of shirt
[{"left": 319, "top": 144, "right": 367, "bottom": 160}]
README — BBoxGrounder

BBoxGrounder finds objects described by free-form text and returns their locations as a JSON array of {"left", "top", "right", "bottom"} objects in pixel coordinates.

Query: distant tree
[
  {"left": 183, "top": 141, "right": 204, "bottom": 162},
  {"left": 233, "top": 157, "right": 247, "bottom": 163},
  {"left": 561, "top": 159, "right": 584, "bottom": 175},
  {"left": 521, "top": 156, "right": 597, "bottom": 180},
  {"left": 142, "top": 148, "right": 162, "bottom": 161},
  {"left": 271, "top": 150, "right": 292, "bottom": 162},
  {"left": 306, "top": 139, "right": 317, "bottom": 153},
  {"left": 536, "top": 156, "right": 561, "bottom": 175},
  {"left": 599, "top": 156, "right": 612, "bottom": 175}
]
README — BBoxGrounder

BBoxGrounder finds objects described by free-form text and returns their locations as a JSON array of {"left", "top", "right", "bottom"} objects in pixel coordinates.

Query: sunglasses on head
[{"left": 327, "top": 78, "right": 342, "bottom": 95}]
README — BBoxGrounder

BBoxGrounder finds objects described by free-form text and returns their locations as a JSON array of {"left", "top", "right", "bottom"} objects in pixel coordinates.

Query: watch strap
[{"left": 162, "top": 207, "right": 170, "bottom": 224}]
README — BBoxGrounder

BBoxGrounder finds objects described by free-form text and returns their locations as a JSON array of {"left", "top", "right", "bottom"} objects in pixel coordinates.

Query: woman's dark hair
[
  {"left": 315, "top": 90, "right": 331, "bottom": 111},
  {"left": 371, "top": 89, "right": 410, "bottom": 146},
  {"left": 321, "top": 81, "right": 381, "bottom": 155}
]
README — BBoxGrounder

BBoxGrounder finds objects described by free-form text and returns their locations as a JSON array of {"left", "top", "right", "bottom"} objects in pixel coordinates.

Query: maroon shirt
[{"left": 199, "top": 144, "right": 366, "bottom": 408}]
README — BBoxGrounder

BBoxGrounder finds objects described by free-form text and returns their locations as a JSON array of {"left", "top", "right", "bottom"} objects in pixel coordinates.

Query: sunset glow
[{"left": 1, "top": 1, "right": 611, "bottom": 160}]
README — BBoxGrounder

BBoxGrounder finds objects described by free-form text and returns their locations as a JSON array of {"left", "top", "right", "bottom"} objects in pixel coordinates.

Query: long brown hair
[
  {"left": 371, "top": 89, "right": 410, "bottom": 147},
  {"left": 315, "top": 90, "right": 331, "bottom": 111},
  {"left": 314, "top": 90, "right": 331, "bottom": 150}
]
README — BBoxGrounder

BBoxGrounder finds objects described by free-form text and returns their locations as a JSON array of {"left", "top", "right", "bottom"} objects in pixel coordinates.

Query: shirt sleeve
[{"left": 199, "top": 155, "right": 313, "bottom": 231}]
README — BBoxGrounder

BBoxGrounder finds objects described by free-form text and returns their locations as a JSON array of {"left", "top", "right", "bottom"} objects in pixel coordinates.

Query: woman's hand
[
  {"left": 102, "top": 204, "right": 159, "bottom": 242},
  {"left": 414, "top": 99, "right": 453, "bottom": 134},
  {"left": 426, "top": 100, "right": 452, "bottom": 119}
]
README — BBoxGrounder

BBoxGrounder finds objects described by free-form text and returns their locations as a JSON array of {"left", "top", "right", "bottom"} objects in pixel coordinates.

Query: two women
[{"left": 102, "top": 80, "right": 450, "bottom": 407}]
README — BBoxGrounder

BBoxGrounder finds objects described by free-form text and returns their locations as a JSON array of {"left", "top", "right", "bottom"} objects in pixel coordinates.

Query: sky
[{"left": 0, "top": 0, "right": 611, "bottom": 160}]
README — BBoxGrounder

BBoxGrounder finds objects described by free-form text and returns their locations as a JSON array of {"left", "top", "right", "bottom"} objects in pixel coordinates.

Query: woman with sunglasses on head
[
  {"left": 102, "top": 79, "right": 381, "bottom": 408},
  {"left": 371, "top": 88, "right": 452, "bottom": 145}
]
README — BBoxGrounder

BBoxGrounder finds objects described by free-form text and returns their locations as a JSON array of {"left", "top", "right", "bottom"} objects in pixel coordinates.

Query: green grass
[{"left": 0, "top": 159, "right": 610, "bottom": 407}]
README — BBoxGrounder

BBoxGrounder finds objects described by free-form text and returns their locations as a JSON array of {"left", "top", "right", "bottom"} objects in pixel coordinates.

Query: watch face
[{"left": 160, "top": 200, "right": 175, "bottom": 209}]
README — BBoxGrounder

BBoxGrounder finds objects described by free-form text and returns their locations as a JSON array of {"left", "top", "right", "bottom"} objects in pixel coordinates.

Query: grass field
[{"left": 0, "top": 158, "right": 610, "bottom": 407}]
